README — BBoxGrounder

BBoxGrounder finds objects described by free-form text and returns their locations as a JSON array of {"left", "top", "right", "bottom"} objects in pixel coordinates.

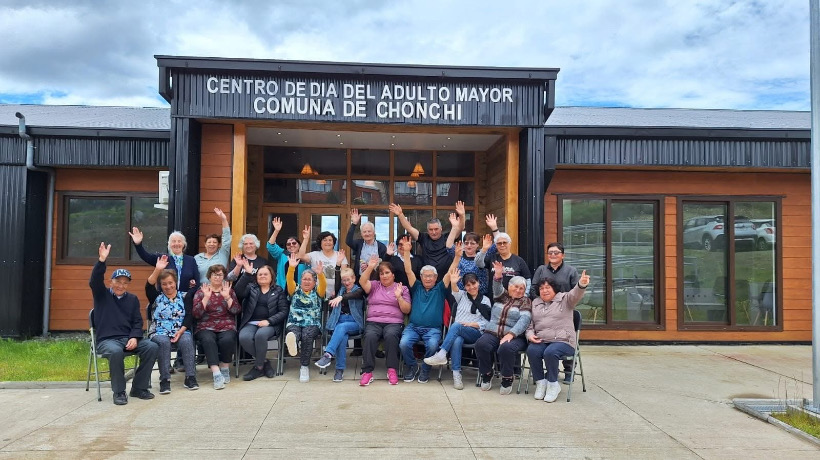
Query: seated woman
[
  {"left": 315, "top": 263, "right": 365, "bottom": 383},
  {"left": 359, "top": 255, "right": 411, "bottom": 386},
  {"left": 194, "top": 207, "right": 232, "bottom": 285},
  {"left": 474, "top": 261, "right": 533, "bottom": 395},
  {"left": 145, "top": 255, "right": 198, "bottom": 393},
  {"left": 130, "top": 227, "right": 200, "bottom": 295},
  {"left": 192, "top": 264, "right": 240, "bottom": 390},
  {"left": 284, "top": 253, "right": 326, "bottom": 383},
  {"left": 527, "top": 270, "right": 589, "bottom": 402},
  {"left": 424, "top": 269, "right": 491, "bottom": 390},
  {"left": 234, "top": 263, "right": 289, "bottom": 381}
]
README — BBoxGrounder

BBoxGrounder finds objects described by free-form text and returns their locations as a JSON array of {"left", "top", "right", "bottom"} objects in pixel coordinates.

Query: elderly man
[
  {"left": 346, "top": 208, "right": 388, "bottom": 280},
  {"left": 227, "top": 233, "right": 268, "bottom": 282},
  {"left": 398, "top": 244, "right": 459, "bottom": 383},
  {"left": 389, "top": 203, "right": 460, "bottom": 282},
  {"left": 90, "top": 242, "right": 158, "bottom": 405}
]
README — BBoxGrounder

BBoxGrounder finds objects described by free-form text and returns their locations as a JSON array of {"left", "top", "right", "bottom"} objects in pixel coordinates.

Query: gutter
[{"left": 16, "top": 112, "right": 55, "bottom": 337}]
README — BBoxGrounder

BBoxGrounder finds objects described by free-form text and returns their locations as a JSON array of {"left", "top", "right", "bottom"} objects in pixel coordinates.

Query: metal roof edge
[
  {"left": 544, "top": 126, "right": 810, "bottom": 140},
  {"left": 0, "top": 125, "right": 169, "bottom": 139}
]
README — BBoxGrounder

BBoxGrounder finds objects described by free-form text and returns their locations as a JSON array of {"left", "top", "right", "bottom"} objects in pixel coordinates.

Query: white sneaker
[
  {"left": 285, "top": 332, "right": 298, "bottom": 357},
  {"left": 544, "top": 381, "right": 561, "bottom": 403},
  {"left": 453, "top": 371, "right": 464, "bottom": 390},
  {"left": 220, "top": 367, "right": 230, "bottom": 384},
  {"left": 213, "top": 372, "right": 225, "bottom": 390},
  {"left": 423, "top": 349, "right": 448, "bottom": 366},
  {"left": 299, "top": 365, "right": 310, "bottom": 383},
  {"left": 534, "top": 379, "right": 548, "bottom": 400}
]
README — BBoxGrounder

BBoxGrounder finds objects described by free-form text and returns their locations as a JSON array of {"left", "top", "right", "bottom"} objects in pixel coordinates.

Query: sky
[{"left": 0, "top": 0, "right": 810, "bottom": 111}]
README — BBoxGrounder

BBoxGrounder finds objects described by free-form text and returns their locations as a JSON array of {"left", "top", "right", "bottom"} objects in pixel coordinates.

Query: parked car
[
  {"left": 683, "top": 215, "right": 757, "bottom": 251},
  {"left": 751, "top": 219, "right": 775, "bottom": 250}
]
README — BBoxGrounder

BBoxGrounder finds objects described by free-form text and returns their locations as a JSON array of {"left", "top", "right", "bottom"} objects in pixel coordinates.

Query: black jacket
[
  {"left": 346, "top": 223, "right": 388, "bottom": 277},
  {"left": 234, "top": 273, "right": 289, "bottom": 335}
]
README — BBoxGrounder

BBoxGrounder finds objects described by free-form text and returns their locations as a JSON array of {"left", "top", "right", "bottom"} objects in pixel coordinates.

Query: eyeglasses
[
  {"left": 286, "top": 241, "right": 299, "bottom": 246},
  {"left": 496, "top": 241, "right": 510, "bottom": 245},
  {"left": 211, "top": 273, "right": 225, "bottom": 278},
  {"left": 547, "top": 250, "right": 563, "bottom": 255}
]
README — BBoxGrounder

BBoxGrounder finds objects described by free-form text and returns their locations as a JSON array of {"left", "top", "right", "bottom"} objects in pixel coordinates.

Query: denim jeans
[
  {"left": 239, "top": 324, "right": 277, "bottom": 368},
  {"left": 195, "top": 329, "right": 237, "bottom": 367},
  {"left": 399, "top": 324, "right": 442, "bottom": 373},
  {"left": 526, "top": 341, "right": 575, "bottom": 382},
  {"left": 474, "top": 332, "right": 527, "bottom": 378},
  {"left": 150, "top": 331, "right": 195, "bottom": 380},
  {"left": 439, "top": 323, "right": 482, "bottom": 371},
  {"left": 96, "top": 337, "right": 158, "bottom": 394},
  {"left": 325, "top": 314, "right": 361, "bottom": 371}
]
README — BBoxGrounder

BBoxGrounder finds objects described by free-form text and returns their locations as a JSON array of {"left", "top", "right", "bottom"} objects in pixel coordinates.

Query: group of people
[{"left": 90, "top": 203, "right": 588, "bottom": 405}]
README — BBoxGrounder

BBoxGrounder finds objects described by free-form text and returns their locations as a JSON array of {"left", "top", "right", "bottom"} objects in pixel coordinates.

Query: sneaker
[
  {"left": 263, "top": 360, "right": 275, "bottom": 378},
  {"left": 333, "top": 369, "right": 344, "bottom": 382},
  {"left": 159, "top": 379, "right": 171, "bottom": 395},
  {"left": 403, "top": 364, "right": 419, "bottom": 382},
  {"left": 129, "top": 388, "right": 155, "bottom": 400},
  {"left": 418, "top": 368, "right": 430, "bottom": 384},
  {"left": 213, "top": 372, "right": 225, "bottom": 390},
  {"left": 423, "top": 349, "right": 448, "bottom": 367},
  {"left": 299, "top": 365, "right": 310, "bottom": 383},
  {"left": 480, "top": 373, "right": 493, "bottom": 391},
  {"left": 387, "top": 368, "right": 399, "bottom": 385},
  {"left": 285, "top": 331, "right": 298, "bottom": 357},
  {"left": 113, "top": 391, "right": 128, "bottom": 405},
  {"left": 534, "top": 379, "right": 548, "bottom": 400},
  {"left": 453, "top": 371, "right": 464, "bottom": 390},
  {"left": 243, "top": 366, "right": 264, "bottom": 381},
  {"left": 499, "top": 377, "right": 514, "bottom": 395},
  {"left": 315, "top": 352, "right": 333, "bottom": 369},
  {"left": 544, "top": 381, "right": 561, "bottom": 403},
  {"left": 183, "top": 376, "right": 199, "bottom": 390},
  {"left": 220, "top": 367, "right": 231, "bottom": 384},
  {"left": 359, "top": 371, "right": 374, "bottom": 386}
]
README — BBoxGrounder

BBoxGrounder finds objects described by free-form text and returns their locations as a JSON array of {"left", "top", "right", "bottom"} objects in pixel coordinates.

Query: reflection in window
[
  {"left": 563, "top": 199, "right": 607, "bottom": 325},
  {"left": 351, "top": 180, "right": 389, "bottom": 205},
  {"left": 436, "top": 182, "right": 475, "bottom": 206},
  {"left": 394, "top": 181, "right": 432, "bottom": 205},
  {"left": 264, "top": 179, "right": 347, "bottom": 204},
  {"left": 263, "top": 147, "right": 347, "bottom": 174},
  {"left": 131, "top": 197, "right": 171, "bottom": 262},
  {"left": 612, "top": 203, "right": 656, "bottom": 322}
]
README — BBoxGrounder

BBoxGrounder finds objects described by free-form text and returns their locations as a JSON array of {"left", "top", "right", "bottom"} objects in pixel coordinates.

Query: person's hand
[
  {"left": 329, "top": 296, "right": 343, "bottom": 308},
  {"left": 336, "top": 248, "right": 346, "bottom": 266},
  {"left": 449, "top": 266, "right": 461, "bottom": 282},
  {"left": 448, "top": 212, "right": 459, "bottom": 228},
  {"left": 455, "top": 200, "right": 465, "bottom": 216},
  {"left": 316, "top": 261, "right": 324, "bottom": 274},
  {"left": 98, "top": 242, "right": 111, "bottom": 262},
  {"left": 388, "top": 203, "right": 403, "bottom": 217},
  {"left": 386, "top": 241, "right": 396, "bottom": 256},
  {"left": 125, "top": 338, "right": 137, "bottom": 351},
  {"left": 302, "top": 225, "right": 311, "bottom": 241},
  {"left": 189, "top": 279, "right": 196, "bottom": 289},
  {"left": 128, "top": 227, "right": 143, "bottom": 245},
  {"left": 482, "top": 234, "right": 493, "bottom": 251},
  {"left": 171, "top": 330, "right": 183, "bottom": 343},
  {"left": 201, "top": 283, "right": 212, "bottom": 298},
  {"left": 529, "top": 335, "right": 543, "bottom": 344},
  {"left": 400, "top": 242, "right": 411, "bottom": 258},
  {"left": 500, "top": 333, "right": 514, "bottom": 345},
  {"left": 492, "top": 260, "right": 504, "bottom": 279},
  {"left": 394, "top": 282, "right": 404, "bottom": 299},
  {"left": 258, "top": 319, "right": 270, "bottom": 328},
  {"left": 453, "top": 241, "right": 463, "bottom": 257},
  {"left": 579, "top": 270, "right": 590, "bottom": 288},
  {"left": 240, "top": 257, "right": 253, "bottom": 273},
  {"left": 272, "top": 216, "right": 283, "bottom": 232},
  {"left": 233, "top": 254, "right": 245, "bottom": 271},
  {"left": 288, "top": 252, "right": 300, "bottom": 267},
  {"left": 214, "top": 207, "right": 227, "bottom": 222},
  {"left": 220, "top": 282, "right": 232, "bottom": 299},
  {"left": 156, "top": 254, "right": 169, "bottom": 270},
  {"left": 367, "top": 254, "right": 379, "bottom": 270},
  {"left": 351, "top": 208, "right": 361, "bottom": 225},
  {"left": 485, "top": 214, "right": 498, "bottom": 231}
]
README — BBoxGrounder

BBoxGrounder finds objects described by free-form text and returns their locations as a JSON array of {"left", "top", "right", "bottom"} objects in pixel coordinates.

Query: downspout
[{"left": 16, "top": 112, "right": 55, "bottom": 337}]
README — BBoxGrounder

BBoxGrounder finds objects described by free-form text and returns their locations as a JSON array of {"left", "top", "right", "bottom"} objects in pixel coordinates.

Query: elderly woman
[
  {"left": 227, "top": 233, "right": 268, "bottom": 282},
  {"left": 284, "top": 253, "right": 326, "bottom": 383},
  {"left": 192, "top": 264, "right": 240, "bottom": 390},
  {"left": 266, "top": 216, "right": 307, "bottom": 290},
  {"left": 478, "top": 230, "right": 531, "bottom": 295},
  {"left": 194, "top": 207, "right": 232, "bottom": 285},
  {"left": 314, "top": 263, "right": 365, "bottom": 382},
  {"left": 474, "top": 261, "right": 533, "bottom": 395},
  {"left": 359, "top": 255, "right": 411, "bottom": 386},
  {"left": 346, "top": 208, "right": 387, "bottom": 278},
  {"left": 298, "top": 226, "right": 348, "bottom": 299},
  {"left": 234, "top": 264, "right": 289, "bottom": 381},
  {"left": 446, "top": 202, "right": 490, "bottom": 294},
  {"left": 527, "top": 270, "right": 589, "bottom": 402},
  {"left": 130, "top": 227, "right": 200, "bottom": 294},
  {"left": 145, "top": 255, "right": 198, "bottom": 393}
]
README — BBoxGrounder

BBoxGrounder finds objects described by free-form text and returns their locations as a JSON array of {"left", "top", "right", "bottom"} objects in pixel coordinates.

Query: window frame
[
  {"left": 676, "top": 196, "right": 783, "bottom": 331},
  {"left": 57, "top": 191, "right": 165, "bottom": 265},
  {"left": 558, "top": 194, "right": 665, "bottom": 331}
]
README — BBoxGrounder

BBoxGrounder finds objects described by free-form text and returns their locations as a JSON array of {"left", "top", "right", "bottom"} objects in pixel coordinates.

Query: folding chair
[
  {"left": 520, "top": 310, "right": 586, "bottom": 402},
  {"left": 281, "top": 300, "right": 327, "bottom": 374},
  {"left": 86, "top": 310, "right": 139, "bottom": 402},
  {"left": 235, "top": 331, "right": 286, "bottom": 378},
  {"left": 318, "top": 303, "right": 365, "bottom": 376}
]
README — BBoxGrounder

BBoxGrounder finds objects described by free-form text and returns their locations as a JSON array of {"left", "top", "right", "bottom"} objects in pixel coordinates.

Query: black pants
[
  {"left": 362, "top": 322, "right": 402, "bottom": 373},
  {"left": 196, "top": 329, "right": 236, "bottom": 367},
  {"left": 474, "top": 332, "right": 527, "bottom": 378}
]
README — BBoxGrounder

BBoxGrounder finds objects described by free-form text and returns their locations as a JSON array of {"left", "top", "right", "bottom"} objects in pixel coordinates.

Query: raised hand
[
  {"left": 388, "top": 203, "right": 403, "bottom": 216},
  {"left": 98, "top": 242, "right": 111, "bottom": 262},
  {"left": 455, "top": 200, "right": 465, "bottom": 216},
  {"left": 492, "top": 260, "right": 504, "bottom": 279},
  {"left": 579, "top": 270, "right": 590, "bottom": 288},
  {"left": 449, "top": 266, "right": 461, "bottom": 281},
  {"left": 482, "top": 233, "right": 493, "bottom": 251},
  {"left": 336, "top": 248, "right": 346, "bottom": 266},
  {"left": 367, "top": 254, "right": 379, "bottom": 270},
  {"left": 288, "top": 252, "right": 300, "bottom": 267},
  {"left": 386, "top": 241, "right": 396, "bottom": 256},
  {"left": 394, "top": 282, "right": 403, "bottom": 299},
  {"left": 453, "top": 241, "right": 463, "bottom": 257},
  {"left": 156, "top": 254, "right": 169, "bottom": 270},
  {"left": 400, "top": 241, "right": 411, "bottom": 257},
  {"left": 201, "top": 283, "right": 212, "bottom": 298},
  {"left": 214, "top": 207, "right": 227, "bottom": 221},
  {"left": 233, "top": 253, "right": 244, "bottom": 269},
  {"left": 485, "top": 214, "right": 498, "bottom": 231},
  {"left": 271, "top": 216, "right": 283, "bottom": 232},
  {"left": 301, "top": 225, "right": 311, "bottom": 241},
  {"left": 220, "top": 282, "right": 232, "bottom": 299},
  {"left": 448, "top": 212, "right": 459, "bottom": 228},
  {"left": 350, "top": 208, "right": 361, "bottom": 225},
  {"left": 128, "top": 227, "right": 144, "bottom": 245},
  {"left": 316, "top": 261, "right": 324, "bottom": 274}
]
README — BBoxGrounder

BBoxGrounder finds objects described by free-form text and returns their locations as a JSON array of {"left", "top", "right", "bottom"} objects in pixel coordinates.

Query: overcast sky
[{"left": 0, "top": 0, "right": 810, "bottom": 110}]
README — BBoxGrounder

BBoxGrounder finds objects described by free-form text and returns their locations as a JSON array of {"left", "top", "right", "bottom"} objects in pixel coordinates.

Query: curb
[{"left": 0, "top": 381, "right": 106, "bottom": 390}]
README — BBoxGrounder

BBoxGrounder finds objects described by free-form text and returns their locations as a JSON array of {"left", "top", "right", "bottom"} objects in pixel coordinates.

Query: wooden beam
[
  {"left": 231, "top": 123, "right": 247, "bottom": 258},
  {"left": 505, "top": 131, "right": 519, "bottom": 253}
]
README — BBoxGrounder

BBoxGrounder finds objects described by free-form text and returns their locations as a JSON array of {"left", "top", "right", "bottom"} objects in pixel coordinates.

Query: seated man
[
  {"left": 398, "top": 244, "right": 458, "bottom": 384},
  {"left": 90, "top": 242, "right": 159, "bottom": 405}
]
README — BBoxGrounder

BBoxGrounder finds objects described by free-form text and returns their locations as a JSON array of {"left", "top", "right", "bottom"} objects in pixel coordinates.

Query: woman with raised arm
[
  {"left": 358, "top": 254, "right": 411, "bottom": 386},
  {"left": 192, "top": 264, "right": 240, "bottom": 390},
  {"left": 266, "top": 216, "right": 307, "bottom": 290},
  {"left": 130, "top": 227, "right": 199, "bottom": 294},
  {"left": 527, "top": 270, "right": 589, "bottom": 402},
  {"left": 445, "top": 201, "right": 489, "bottom": 295},
  {"left": 146, "top": 255, "right": 198, "bottom": 393},
  {"left": 284, "top": 252, "right": 326, "bottom": 383},
  {"left": 474, "top": 260, "right": 533, "bottom": 395},
  {"left": 194, "top": 207, "right": 232, "bottom": 285},
  {"left": 298, "top": 225, "right": 347, "bottom": 299}
]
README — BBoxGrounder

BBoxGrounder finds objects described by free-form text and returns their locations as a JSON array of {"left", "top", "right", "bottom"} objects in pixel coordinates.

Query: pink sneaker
[
  {"left": 359, "top": 372, "right": 374, "bottom": 386},
  {"left": 387, "top": 368, "right": 399, "bottom": 385}
]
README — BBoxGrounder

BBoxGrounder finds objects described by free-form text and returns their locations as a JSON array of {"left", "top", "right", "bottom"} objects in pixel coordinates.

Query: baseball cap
[{"left": 111, "top": 268, "right": 132, "bottom": 280}]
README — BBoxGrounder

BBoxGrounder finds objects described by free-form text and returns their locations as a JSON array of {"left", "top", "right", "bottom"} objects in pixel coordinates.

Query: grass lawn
[
  {"left": 772, "top": 407, "right": 820, "bottom": 440},
  {"left": 0, "top": 336, "right": 132, "bottom": 381}
]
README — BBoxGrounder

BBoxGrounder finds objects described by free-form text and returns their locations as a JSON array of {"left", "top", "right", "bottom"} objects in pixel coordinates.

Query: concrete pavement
[{"left": 0, "top": 345, "right": 817, "bottom": 459}]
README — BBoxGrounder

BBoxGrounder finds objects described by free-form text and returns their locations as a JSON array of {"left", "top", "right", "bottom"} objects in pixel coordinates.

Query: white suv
[
  {"left": 751, "top": 219, "right": 775, "bottom": 250},
  {"left": 683, "top": 215, "right": 757, "bottom": 251}
]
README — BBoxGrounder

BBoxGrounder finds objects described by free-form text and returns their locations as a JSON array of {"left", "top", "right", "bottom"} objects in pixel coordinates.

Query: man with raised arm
[{"left": 388, "top": 202, "right": 460, "bottom": 282}]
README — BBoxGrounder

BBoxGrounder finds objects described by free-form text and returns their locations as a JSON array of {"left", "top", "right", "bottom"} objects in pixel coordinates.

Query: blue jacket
[{"left": 325, "top": 282, "right": 365, "bottom": 332}]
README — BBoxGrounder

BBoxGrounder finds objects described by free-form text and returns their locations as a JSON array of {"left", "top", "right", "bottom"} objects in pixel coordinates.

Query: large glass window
[
  {"left": 561, "top": 198, "right": 660, "bottom": 326},
  {"left": 681, "top": 200, "right": 777, "bottom": 327}
]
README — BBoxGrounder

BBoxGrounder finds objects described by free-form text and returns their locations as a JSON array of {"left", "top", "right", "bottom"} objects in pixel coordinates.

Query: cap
[{"left": 111, "top": 268, "right": 132, "bottom": 280}]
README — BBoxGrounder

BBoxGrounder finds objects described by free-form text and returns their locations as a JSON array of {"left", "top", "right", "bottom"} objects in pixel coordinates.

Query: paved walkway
[{"left": 1, "top": 345, "right": 817, "bottom": 459}]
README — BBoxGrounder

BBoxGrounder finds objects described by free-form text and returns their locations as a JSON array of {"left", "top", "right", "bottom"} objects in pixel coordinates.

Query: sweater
[
  {"left": 192, "top": 287, "right": 241, "bottom": 332},
  {"left": 530, "top": 262, "right": 579, "bottom": 299},
  {"left": 89, "top": 261, "right": 144, "bottom": 342},
  {"left": 346, "top": 223, "right": 388, "bottom": 276},
  {"left": 194, "top": 227, "right": 232, "bottom": 284},
  {"left": 526, "top": 283, "right": 586, "bottom": 349},
  {"left": 484, "top": 279, "right": 532, "bottom": 338}
]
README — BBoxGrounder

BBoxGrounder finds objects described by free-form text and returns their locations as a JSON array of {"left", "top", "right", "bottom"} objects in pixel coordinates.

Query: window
[
  {"left": 60, "top": 193, "right": 168, "bottom": 263},
  {"left": 561, "top": 197, "right": 661, "bottom": 327},
  {"left": 680, "top": 199, "right": 778, "bottom": 328}
]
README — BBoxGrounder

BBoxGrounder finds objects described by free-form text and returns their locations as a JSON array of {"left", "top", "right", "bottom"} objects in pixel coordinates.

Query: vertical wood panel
[
  {"left": 505, "top": 133, "right": 519, "bottom": 252},
  {"left": 231, "top": 123, "right": 247, "bottom": 259}
]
